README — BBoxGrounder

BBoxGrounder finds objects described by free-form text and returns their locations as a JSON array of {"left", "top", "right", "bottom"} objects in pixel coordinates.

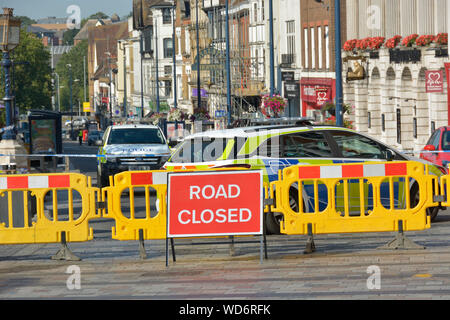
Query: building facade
[
  {"left": 300, "top": 0, "right": 347, "bottom": 120},
  {"left": 343, "top": 0, "right": 449, "bottom": 153}
]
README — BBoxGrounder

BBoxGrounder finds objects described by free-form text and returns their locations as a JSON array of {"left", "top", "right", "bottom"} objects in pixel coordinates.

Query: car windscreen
[
  {"left": 107, "top": 128, "right": 165, "bottom": 145},
  {"left": 169, "top": 138, "right": 231, "bottom": 163}
]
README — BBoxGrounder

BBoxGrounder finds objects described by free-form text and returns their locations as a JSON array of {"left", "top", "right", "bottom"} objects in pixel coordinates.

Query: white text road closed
[{"left": 167, "top": 170, "right": 263, "bottom": 237}]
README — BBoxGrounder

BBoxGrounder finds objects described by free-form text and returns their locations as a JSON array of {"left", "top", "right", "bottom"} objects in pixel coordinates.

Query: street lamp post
[
  {"left": 172, "top": 1, "right": 177, "bottom": 109},
  {"left": 225, "top": 0, "right": 231, "bottom": 126},
  {"left": 67, "top": 64, "right": 74, "bottom": 138},
  {"left": 334, "top": 0, "right": 344, "bottom": 127},
  {"left": 0, "top": 8, "right": 20, "bottom": 141},
  {"left": 269, "top": 0, "right": 275, "bottom": 96},
  {"left": 196, "top": 0, "right": 201, "bottom": 110}
]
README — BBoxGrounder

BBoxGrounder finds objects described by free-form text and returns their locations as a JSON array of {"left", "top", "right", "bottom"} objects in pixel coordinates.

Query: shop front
[{"left": 300, "top": 77, "right": 336, "bottom": 120}]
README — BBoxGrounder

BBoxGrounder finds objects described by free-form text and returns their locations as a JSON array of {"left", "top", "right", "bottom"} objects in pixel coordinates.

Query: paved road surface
[{"left": 2, "top": 140, "right": 450, "bottom": 304}]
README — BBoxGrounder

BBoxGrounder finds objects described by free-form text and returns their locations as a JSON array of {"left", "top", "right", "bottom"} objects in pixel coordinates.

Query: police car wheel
[
  {"left": 410, "top": 182, "right": 439, "bottom": 222},
  {"left": 266, "top": 188, "right": 299, "bottom": 235}
]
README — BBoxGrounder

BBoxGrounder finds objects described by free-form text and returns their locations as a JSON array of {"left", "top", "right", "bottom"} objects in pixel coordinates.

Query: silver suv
[{"left": 97, "top": 124, "right": 171, "bottom": 187}]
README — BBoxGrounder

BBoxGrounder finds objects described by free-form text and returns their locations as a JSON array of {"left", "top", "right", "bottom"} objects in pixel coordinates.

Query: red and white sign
[
  {"left": 299, "top": 162, "right": 407, "bottom": 180},
  {"left": 0, "top": 174, "right": 71, "bottom": 190},
  {"left": 425, "top": 70, "right": 444, "bottom": 93},
  {"left": 167, "top": 171, "right": 263, "bottom": 238},
  {"left": 315, "top": 87, "right": 331, "bottom": 106}
]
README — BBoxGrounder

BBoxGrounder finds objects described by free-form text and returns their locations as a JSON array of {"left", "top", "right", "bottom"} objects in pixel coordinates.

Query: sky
[{"left": 0, "top": 0, "right": 132, "bottom": 20}]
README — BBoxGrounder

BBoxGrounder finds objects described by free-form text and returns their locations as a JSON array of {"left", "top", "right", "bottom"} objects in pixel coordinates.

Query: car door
[
  {"left": 276, "top": 130, "right": 340, "bottom": 213},
  {"left": 325, "top": 130, "right": 407, "bottom": 215},
  {"left": 422, "top": 129, "right": 441, "bottom": 165}
]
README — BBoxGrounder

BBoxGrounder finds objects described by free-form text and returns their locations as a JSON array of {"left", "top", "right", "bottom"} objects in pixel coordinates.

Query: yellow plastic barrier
[
  {"left": 270, "top": 161, "right": 436, "bottom": 236},
  {"left": 0, "top": 173, "right": 100, "bottom": 244},
  {"left": 103, "top": 170, "right": 168, "bottom": 241}
]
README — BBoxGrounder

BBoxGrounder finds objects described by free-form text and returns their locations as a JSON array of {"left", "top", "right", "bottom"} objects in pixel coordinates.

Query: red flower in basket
[
  {"left": 402, "top": 34, "right": 419, "bottom": 47},
  {"left": 385, "top": 35, "right": 402, "bottom": 49},
  {"left": 368, "top": 37, "right": 385, "bottom": 50},
  {"left": 434, "top": 33, "right": 448, "bottom": 45},
  {"left": 416, "top": 35, "right": 435, "bottom": 46},
  {"left": 356, "top": 38, "right": 371, "bottom": 50},
  {"left": 343, "top": 39, "right": 357, "bottom": 51}
]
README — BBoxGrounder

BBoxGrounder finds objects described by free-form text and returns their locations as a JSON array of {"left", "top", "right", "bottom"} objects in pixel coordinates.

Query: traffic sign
[
  {"left": 167, "top": 170, "right": 263, "bottom": 238},
  {"left": 83, "top": 102, "right": 91, "bottom": 113}
]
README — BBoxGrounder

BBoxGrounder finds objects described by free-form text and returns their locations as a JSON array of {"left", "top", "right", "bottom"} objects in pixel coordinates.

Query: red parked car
[{"left": 420, "top": 126, "right": 450, "bottom": 168}]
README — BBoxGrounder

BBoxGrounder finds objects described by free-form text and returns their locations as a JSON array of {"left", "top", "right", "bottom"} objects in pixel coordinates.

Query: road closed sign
[{"left": 167, "top": 170, "right": 263, "bottom": 238}]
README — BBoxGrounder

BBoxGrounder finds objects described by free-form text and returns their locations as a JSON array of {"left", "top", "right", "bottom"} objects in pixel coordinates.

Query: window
[
  {"left": 311, "top": 27, "right": 315, "bottom": 69},
  {"left": 164, "top": 80, "right": 172, "bottom": 97},
  {"left": 254, "top": 3, "right": 258, "bottom": 23},
  {"left": 280, "top": 132, "right": 333, "bottom": 158},
  {"left": 261, "top": 0, "right": 265, "bottom": 21},
  {"left": 330, "top": 131, "right": 385, "bottom": 159},
  {"left": 162, "top": 8, "right": 172, "bottom": 24},
  {"left": 318, "top": 26, "right": 323, "bottom": 69},
  {"left": 396, "top": 109, "right": 401, "bottom": 144},
  {"left": 368, "top": 112, "right": 371, "bottom": 129},
  {"left": 381, "top": 114, "right": 385, "bottom": 132},
  {"left": 163, "top": 38, "right": 173, "bottom": 58},
  {"left": 413, "top": 118, "right": 417, "bottom": 138},
  {"left": 286, "top": 20, "right": 295, "bottom": 57},
  {"left": 325, "top": 25, "right": 330, "bottom": 69},
  {"left": 184, "top": 1, "right": 191, "bottom": 18},
  {"left": 304, "top": 28, "right": 309, "bottom": 68},
  {"left": 442, "top": 130, "right": 450, "bottom": 151},
  {"left": 108, "top": 128, "right": 165, "bottom": 145},
  {"left": 170, "top": 138, "right": 230, "bottom": 163}
]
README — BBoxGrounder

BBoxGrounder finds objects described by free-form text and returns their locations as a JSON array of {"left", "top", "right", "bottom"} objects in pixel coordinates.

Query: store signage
[
  {"left": 284, "top": 82, "right": 300, "bottom": 99},
  {"left": 425, "top": 70, "right": 444, "bottom": 93},
  {"left": 316, "top": 87, "right": 331, "bottom": 106},
  {"left": 167, "top": 171, "right": 263, "bottom": 238}
]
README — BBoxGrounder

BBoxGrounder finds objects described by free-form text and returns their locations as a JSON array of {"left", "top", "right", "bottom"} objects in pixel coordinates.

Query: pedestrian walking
[{"left": 78, "top": 129, "right": 83, "bottom": 145}]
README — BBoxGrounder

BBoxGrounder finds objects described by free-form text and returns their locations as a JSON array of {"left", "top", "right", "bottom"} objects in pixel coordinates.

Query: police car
[
  {"left": 97, "top": 124, "right": 171, "bottom": 187},
  {"left": 165, "top": 119, "right": 446, "bottom": 234}
]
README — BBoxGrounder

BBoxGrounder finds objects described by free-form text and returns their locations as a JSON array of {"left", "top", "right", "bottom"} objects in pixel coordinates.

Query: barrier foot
[
  {"left": 51, "top": 232, "right": 81, "bottom": 261},
  {"left": 304, "top": 224, "right": 316, "bottom": 254},
  {"left": 378, "top": 221, "right": 425, "bottom": 250},
  {"left": 138, "top": 229, "right": 147, "bottom": 260},
  {"left": 171, "top": 238, "right": 176, "bottom": 262},
  {"left": 229, "top": 236, "right": 235, "bottom": 256}
]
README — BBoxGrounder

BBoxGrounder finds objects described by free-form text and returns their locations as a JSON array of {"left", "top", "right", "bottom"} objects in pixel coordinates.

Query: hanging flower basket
[
  {"left": 189, "top": 108, "right": 211, "bottom": 121},
  {"left": 167, "top": 108, "right": 187, "bottom": 122},
  {"left": 149, "top": 112, "right": 165, "bottom": 126},
  {"left": 260, "top": 94, "right": 287, "bottom": 118},
  {"left": 385, "top": 35, "right": 402, "bottom": 49}
]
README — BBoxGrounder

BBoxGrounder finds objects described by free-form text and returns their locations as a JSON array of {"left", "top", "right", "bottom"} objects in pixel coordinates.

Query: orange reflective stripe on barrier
[
  {"left": 104, "top": 170, "right": 168, "bottom": 241},
  {"left": 0, "top": 173, "right": 100, "bottom": 244},
  {"left": 269, "top": 161, "right": 436, "bottom": 235}
]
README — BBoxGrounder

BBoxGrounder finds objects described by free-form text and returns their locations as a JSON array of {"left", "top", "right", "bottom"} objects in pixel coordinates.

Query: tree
[
  {"left": 0, "top": 29, "right": 53, "bottom": 114},
  {"left": 55, "top": 40, "right": 88, "bottom": 112}
]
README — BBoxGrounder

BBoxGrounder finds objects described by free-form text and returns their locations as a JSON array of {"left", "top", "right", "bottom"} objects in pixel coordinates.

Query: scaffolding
[{"left": 193, "top": 0, "right": 266, "bottom": 121}]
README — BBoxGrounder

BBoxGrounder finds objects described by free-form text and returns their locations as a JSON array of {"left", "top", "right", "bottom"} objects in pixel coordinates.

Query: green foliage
[
  {"left": 62, "top": 29, "right": 80, "bottom": 45},
  {"left": 54, "top": 40, "right": 88, "bottom": 111},
  {"left": 0, "top": 29, "right": 53, "bottom": 113}
]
